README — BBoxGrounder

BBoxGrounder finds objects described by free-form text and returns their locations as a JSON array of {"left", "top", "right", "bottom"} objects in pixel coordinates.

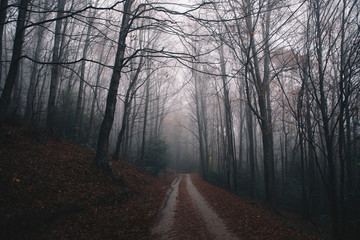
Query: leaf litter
[
  {"left": 0, "top": 126, "right": 174, "bottom": 240},
  {"left": 0, "top": 126, "right": 327, "bottom": 240},
  {"left": 190, "top": 174, "right": 326, "bottom": 240}
]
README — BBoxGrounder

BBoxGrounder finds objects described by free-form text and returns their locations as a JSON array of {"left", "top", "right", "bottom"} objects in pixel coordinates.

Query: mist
[{"left": 0, "top": 0, "right": 359, "bottom": 239}]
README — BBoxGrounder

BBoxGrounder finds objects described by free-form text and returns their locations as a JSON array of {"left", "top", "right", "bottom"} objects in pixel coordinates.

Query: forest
[{"left": 0, "top": 0, "right": 359, "bottom": 239}]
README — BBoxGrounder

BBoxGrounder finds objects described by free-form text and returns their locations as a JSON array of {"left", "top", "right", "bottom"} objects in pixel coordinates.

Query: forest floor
[
  {"left": 0, "top": 126, "right": 175, "bottom": 239},
  {"left": 152, "top": 174, "right": 326, "bottom": 240},
  {"left": 1, "top": 126, "right": 326, "bottom": 239}
]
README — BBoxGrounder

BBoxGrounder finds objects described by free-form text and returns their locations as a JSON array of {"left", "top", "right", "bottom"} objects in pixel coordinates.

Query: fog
[{"left": 0, "top": 0, "right": 359, "bottom": 238}]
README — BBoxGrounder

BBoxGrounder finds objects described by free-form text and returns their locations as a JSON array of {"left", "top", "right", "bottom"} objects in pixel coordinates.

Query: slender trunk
[
  {"left": 219, "top": 44, "right": 236, "bottom": 191},
  {"left": 35, "top": 65, "right": 48, "bottom": 124},
  {"left": 306, "top": 89, "right": 317, "bottom": 217},
  {"left": 297, "top": 41, "right": 311, "bottom": 219},
  {"left": 246, "top": 95, "right": 256, "bottom": 197},
  {"left": 194, "top": 72, "right": 206, "bottom": 179},
  {"left": 345, "top": 95, "right": 352, "bottom": 192},
  {"left": 88, "top": 48, "right": 104, "bottom": 142},
  {"left": 156, "top": 96, "right": 167, "bottom": 138},
  {"left": 262, "top": 0, "right": 275, "bottom": 206},
  {"left": 153, "top": 94, "right": 160, "bottom": 138},
  {"left": 216, "top": 108, "right": 221, "bottom": 175},
  {"left": 244, "top": 0, "right": 275, "bottom": 206},
  {"left": 314, "top": 0, "right": 339, "bottom": 237},
  {"left": 59, "top": 38, "right": 82, "bottom": 137},
  {"left": 280, "top": 92, "right": 287, "bottom": 199},
  {"left": 337, "top": 1, "right": 349, "bottom": 236},
  {"left": 200, "top": 88, "right": 209, "bottom": 180},
  {"left": 122, "top": 100, "right": 131, "bottom": 157},
  {"left": 25, "top": 5, "right": 48, "bottom": 123},
  {"left": 297, "top": 76, "right": 309, "bottom": 218},
  {"left": 0, "top": 0, "right": 8, "bottom": 87},
  {"left": 304, "top": 50, "right": 317, "bottom": 217},
  {"left": 46, "top": 0, "right": 66, "bottom": 134},
  {"left": 140, "top": 73, "right": 150, "bottom": 168},
  {"left": 128, "top": 95, "right": 138, "bottom": 156},
  {"left": 74, "top": 9, "right": 96, "bottom": 138},
  {"left": 238, "top": 107, "right": 244, "bottom": 180},
  {"left": 11, "top": 61, "right": 21, "bottom": 115},
  {"left": 216, "top": 91, "right": 227, "bottom": 185},
  {"left": 114, "top": 58, "right": 143, "bottom": 161},
  {"left": 300, "top": 127, "right": 309, "bottom": 218}
]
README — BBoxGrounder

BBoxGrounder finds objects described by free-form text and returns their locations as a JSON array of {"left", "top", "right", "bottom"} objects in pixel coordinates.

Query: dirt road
[{"left": 152, "top": 174, "right": 238, "bottom": 240}]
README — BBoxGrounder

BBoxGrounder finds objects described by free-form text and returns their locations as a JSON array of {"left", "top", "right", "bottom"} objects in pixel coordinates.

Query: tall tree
[
  {"left": 74, "top": 4, "right": 97, "bottom": 138},
  {"left": 94, "top": 0, "right": 135, "bottom": 172},
  {"left": 46, "top": 0, "right": 66, "bottom": 134},
  {"left": 0, "top": 0, "right": 30, "bottom": 128},
  {"left": 113, "top": 57, "right": 144, "bottom": 161},
  {"left": 139, "top": 64, "right": 150, "bottom": 168},
  {"left": 242, "top": 0, "right": 276, "bottom": 206},
  {"left": 246, "top": 86, "right": 256, "bottom": 197},
  {"left": 219, "top": 43, "right": 237, "bottom": 191},
  {"left": 25, "top": 1, "right": 49, "bottom": 123},
  {"left": 0, "top": 0, "right": 8, "bottom": 87}
]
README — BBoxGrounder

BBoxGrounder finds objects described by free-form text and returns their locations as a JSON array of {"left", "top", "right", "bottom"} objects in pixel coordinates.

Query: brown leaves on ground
[
  {"left": 0, "top": 126, "right": 174, "bottom": 240},
  {"left": 190, "top": 174, "right": 326, "bottom": 240},
  {"left": 172, "top": 175, "right": 214, "bottom": 240}
]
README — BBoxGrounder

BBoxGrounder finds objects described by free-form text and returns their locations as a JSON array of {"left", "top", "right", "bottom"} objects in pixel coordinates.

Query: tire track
[
  {"left": 152, "top": 174, "right": 238, "bottom": 239},
  {"left": 151, "top": 176, "right": 181, "bottom": 239},
  {"left": 172, "top": 174, "right": 214, "bottom": 239},
  {"left": 186, "top": 174, "right": 239, "bottom": 240}
]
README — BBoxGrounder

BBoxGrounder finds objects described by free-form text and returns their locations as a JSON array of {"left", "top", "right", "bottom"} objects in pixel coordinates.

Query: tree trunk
[
  {"left": 87, "top": 48, "right": 105, "bottom": 144},
  {"left": 25, "top": 2, "right": 49, "bottom": 123},
  {"left": 314, "top": 0, "right": 339, "bottom": 237},
  {"left": 95, "top": 0, "right": 135, "bottom": 172},
  {"left": 46, "top": 0, "right": 66, "bottom": 134},
  {"left": 128, "top": 94, "right": 139, "bottom": 157},
  {"left": 216, "top": 90, "right": 226, "bottom": 184},
  {"left": 0, "top": 0, "right": 8, "bottom": 87},
  {"left": 140, "top": 70, "right": 150, "bottom": 168},
  {"left": 0, "top": 0, "right": 30, "bottom": 128},
  {"left": 246, "top": 93, "right": 256, "bottom": 197},
  {"left": 113, "top": 57, "right": 143, "bottom": 161},
  {"left": 200, "top": 85, "right": 209, "bottom": 180},
  {"left": 194, "top": 69, "right": 207, "bottom": 179},
  {"left": 306, "top": 89, "right": 317, "bottom": 218},
  {"left": 244, "top": 0, "right": 275, "bottom": 206},
  {"left": 74, "top": 8, "right": 96, "bottom": 138},
  {"left": 219, "top": 43, "right": 236, "bottom": 191}
]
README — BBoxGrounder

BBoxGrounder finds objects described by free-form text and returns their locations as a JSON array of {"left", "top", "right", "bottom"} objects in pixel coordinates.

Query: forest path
[
  {"left": 151, "top": 176, "right": 181, "bottom": 239},
  {"left": 152, "top": 174, "right": 238, "bottom": 240}
]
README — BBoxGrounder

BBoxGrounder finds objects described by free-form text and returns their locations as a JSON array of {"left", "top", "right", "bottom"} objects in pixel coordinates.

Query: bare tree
[
  {"left": 46, "top": 0, "right": 66, "bottom": 134},
  {"left": 0, "top": 0, "right": 8, "bottom": 87},
  {"left": 0, "top": 0, "right": 30, "bottom": 128},
  {"left": 74, "top": 2, "right": 98, "bottom": 138},
  {"left": 113, "top": 57, "right": 144, "bottom": 161},
  {"left": 25, "top": 1, "right": 50, "bottom": 123},
  {"left": 94, "top": 0, "right": 135, "bottom": 172}
]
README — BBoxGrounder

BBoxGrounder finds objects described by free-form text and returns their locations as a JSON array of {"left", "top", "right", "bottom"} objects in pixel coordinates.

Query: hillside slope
[{"left": 0, "top": 127, "right": 173, "bottom": 240}]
